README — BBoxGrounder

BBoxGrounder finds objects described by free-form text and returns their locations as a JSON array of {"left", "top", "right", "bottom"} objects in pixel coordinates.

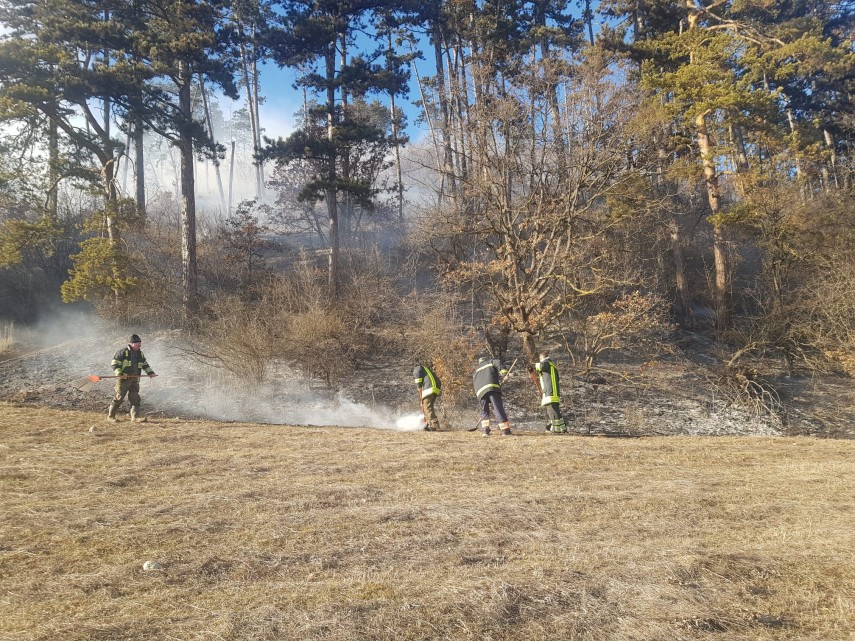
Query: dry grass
[{"left": 1, "top": 402, "right": 853, "bottom": 641}]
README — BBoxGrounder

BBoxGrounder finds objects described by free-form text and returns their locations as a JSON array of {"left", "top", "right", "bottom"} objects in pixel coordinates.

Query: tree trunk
[
  {"left": 340, "top": 32, "right": 352, "bottom": 244},
  {"left": 584, "top": 0, "right": 595, "bottom": 46},
  {"left": 695, "top": 112, "right": 729, "bottom": 330},
  {"left": 228, "top": 140, "right": 236, "bottom": 215},
  {"left": 387, "top": 31, "right": 404, "bottom": 221},
  {"left": 47, "top": 117, "right": 58, "bottom": 217},
  {"left": 432, "top": 23, "right": 455, "bottom": 202},
  {"left": 534, "top": 0, "right": 566, "bottom": 164},
  {"left": 250, "top": 35, "right": 264, "bottom": 199},
  {"left": 239, "top": 33, "right": 264, "bottom": 200},
  {"left": 455, "top": 37, "right": 470, "bottom": 182},
  {"left": 823, "top": 128, "right": 839, "bottom": 190},
  {"left": 134, "top": 114, "right": 146, "bottom": 220},
  {"left": 729, "top": 119, "right": 749, "bottom": 173},
  {"left": 199, "top": 74, "right": 227, "bottom": 214},
  {"left": 522, "top": 333, "right": 538, "bottom": 365},
  {"left": 669, "top": 220, "right": 694, "bottom": 327},
  {"left": 325, "top": 44, "right": 340, "bottom": 297},
  {"left": 178, "top": 62, "right": 198, "bottom": 324},
  {"left": 447, "top": 40, "right": 464, "bottom": 180}
]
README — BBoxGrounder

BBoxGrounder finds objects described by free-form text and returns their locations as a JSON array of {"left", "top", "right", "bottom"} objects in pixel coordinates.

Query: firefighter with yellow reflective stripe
[
  {"left": 107, "top": 333, "right": 157, "bottom": 423},
  {"left": 472, "top": 357, "right": 512, "bottom": 436},
  {"left": 533, "top": 352, "right": 567, "bottom": 433},
  {"left": 413, "top": 364, "right": 442, "bottom": 431}
]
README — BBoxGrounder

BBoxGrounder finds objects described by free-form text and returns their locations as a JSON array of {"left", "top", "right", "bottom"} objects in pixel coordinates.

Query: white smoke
[
  {"left": 3, "top": 311, "right": 430, "bottom": 432},
  {"left": 64, "top": 329, "right": 424, "bottom": 432}
]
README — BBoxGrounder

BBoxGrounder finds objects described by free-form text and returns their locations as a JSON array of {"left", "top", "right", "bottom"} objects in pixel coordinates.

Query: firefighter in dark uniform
[
  {"left": 107, "top": 333, "right": 157, "bottom": 422},
  {"left": 413, "top": 363, "right": 442, "bottom": 431},
  {"left": 473, "top": 356, "right": 512, "bottom": 436},
  {"left": 533, "top": 351, "right": 567, "bottom": 433}
]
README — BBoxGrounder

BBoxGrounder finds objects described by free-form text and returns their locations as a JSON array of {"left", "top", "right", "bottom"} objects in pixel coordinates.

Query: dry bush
[
  {"left": 286, "top": 305, "right": 363, "bottom": 385},
  {"left": 563, "top": 291, "right": 675, "bottom": 373},
  {"left": 401, "top": 293, "right": 478, "bottom": 409},
  {"left": 729, "top": 185, "right": 855, "bottom": 376},
  {"left": 264, "top": 254, "right": 405, "bottom": 386},
  {"left": 185, "top": 247, "right": 409, "bottom": 387},
  {"left": 189, "top": 294, "right": 279, "bottom": 383},
  {"left": 799, "top": 258, "right": 855, "bottom": 376},
  {"left": 716, "top": 365, "right": 784, "bottom": 420}
]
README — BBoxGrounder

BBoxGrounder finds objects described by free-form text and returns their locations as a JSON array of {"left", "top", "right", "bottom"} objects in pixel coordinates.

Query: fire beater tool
[{"left": 73, "top": 374, "right": 156, "bottom": 392}]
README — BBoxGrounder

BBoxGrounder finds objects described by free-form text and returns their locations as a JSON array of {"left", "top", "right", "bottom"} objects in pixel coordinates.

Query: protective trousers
[
  {"left": 422, "top": 394, "right": 441, "bottom": 431},
  {"left": 545, "top": 402, "right": 567, "bottom": 433},
  {"left": 479, "top": 391, "right": 510, "bottom": 434},
  {"left": 109, "top": 378, "right": 141, "bottom": 417}
]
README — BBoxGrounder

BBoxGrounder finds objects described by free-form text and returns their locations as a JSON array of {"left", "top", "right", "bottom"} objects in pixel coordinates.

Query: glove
[{"left": 114, "top": 371, "right": 122, "bottom": 377}]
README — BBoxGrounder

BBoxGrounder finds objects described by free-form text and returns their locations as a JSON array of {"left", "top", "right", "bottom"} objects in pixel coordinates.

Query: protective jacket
[
  {"left": 473, "top": 359, "right": 508, "bottom": 400},
  {"left": 112, "top": 346, "right": 155, "bottom": 377},
  {"left": 534, "top": 357, "right": 560, "bottom": 405},
  {"left": 413, "top": 365, "right": 442, "bottom": 399}
]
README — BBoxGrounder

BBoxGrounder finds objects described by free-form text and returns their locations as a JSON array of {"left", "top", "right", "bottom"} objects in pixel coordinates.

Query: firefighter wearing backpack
[
  {"left": 532, "top": 352, "right": 567, "bottom": 433},
  {"left": 413, "top": 364, "right": 442, "bottom": 431}
]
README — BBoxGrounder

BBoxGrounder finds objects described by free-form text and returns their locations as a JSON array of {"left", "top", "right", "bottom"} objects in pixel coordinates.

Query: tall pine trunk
[
  {"left": 47, "top": 117, "right": 58, "bottom": 218},
  {"left": 134, "top": 115, "right": 146, "bottom": 220},
  {"left": 696, "top": 112, "right": 729, "bottom": 330},
  {"left": 386, "top": 30, "right": 404, "bottom": 221},
  {"left": 239, "top": 30, "right": 264, "bottom": 200},
  {"left": 325, "top": 44, "right": 339, "bottom": 297},
  {"left": 178, "top": 62, "right": 198, "bottom": 324},
  {"left": 199, "top": 75, "right": 227, "bottom": 214},
  {"left": 340, "top": 33, "right": 352, "bottom": 244},
  {"left": 432, "top": 23, "right": 455, "bottom": 203}
]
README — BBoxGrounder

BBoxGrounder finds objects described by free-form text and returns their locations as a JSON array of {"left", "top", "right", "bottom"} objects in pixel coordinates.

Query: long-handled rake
[{"left": 73, "top": 374, "right": 152, "bottom": 392}]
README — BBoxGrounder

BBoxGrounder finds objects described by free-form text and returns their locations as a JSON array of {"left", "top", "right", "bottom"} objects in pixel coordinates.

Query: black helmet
[{"left": 130, "top": 334, "right": 142, "bottom": 343}]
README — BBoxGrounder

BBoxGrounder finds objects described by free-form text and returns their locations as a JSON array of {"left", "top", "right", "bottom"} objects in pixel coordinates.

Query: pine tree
[
  {"left": 0, "top": 0, "right": 144, "bottom": 311},
  {"left": 125, "top": 0, "right": 239, "bottom": 324},
  {"left": 264, "top": 0, "right": 409, "bottom": 297}
]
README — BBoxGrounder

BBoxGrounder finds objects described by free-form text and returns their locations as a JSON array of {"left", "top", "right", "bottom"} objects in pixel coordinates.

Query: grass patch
[{"left": 1, "top": 402, "right": 854, "bottom": 640}]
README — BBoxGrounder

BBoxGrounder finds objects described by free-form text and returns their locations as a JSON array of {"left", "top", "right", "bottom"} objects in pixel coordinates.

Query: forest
[{"left": 0, "top": 0, "right": 853, "bottom": 412}]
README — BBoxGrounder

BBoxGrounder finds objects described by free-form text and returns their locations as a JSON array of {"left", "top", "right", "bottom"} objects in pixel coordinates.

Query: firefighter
[
  {"left": 413, "top": 363, "right": 442, "bottom": 431},
  {"left": 473, "top": 356, "right": 512, "bottom": 436},
  {"left": 532, "top": 351, "right": 567, "bottom": 433},
  {"left": 107, "top": 334, "right": 157, "bottom": 423}
]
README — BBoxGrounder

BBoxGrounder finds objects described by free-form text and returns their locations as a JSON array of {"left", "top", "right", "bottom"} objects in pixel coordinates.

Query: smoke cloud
[{"left": 0, "top": 317, "right": 422, "bottom": 432}]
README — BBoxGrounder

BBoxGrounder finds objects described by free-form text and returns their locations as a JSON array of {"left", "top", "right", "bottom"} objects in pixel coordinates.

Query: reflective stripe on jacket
[
  {"left": 413, "top": 365, "right": 442, "bottom": 399},
  {"left": 472, "top": 359, "right": 507, "bottom": 400},
  {"left": 112, "top": 346, "right": 154, "bottom": 377},
  {"left": 535, "top": 358, "right": 560, "bottom": 405}
]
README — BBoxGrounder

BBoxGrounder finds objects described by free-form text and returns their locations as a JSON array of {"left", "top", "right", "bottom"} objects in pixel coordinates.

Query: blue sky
[{"left": 227, "top": 52, "right": 433, "bottom": 146}]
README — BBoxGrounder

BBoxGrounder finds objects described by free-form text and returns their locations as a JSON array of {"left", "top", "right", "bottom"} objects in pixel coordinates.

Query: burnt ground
[{"left": 0, "top": 329, "right": 853, "bottom": 439}]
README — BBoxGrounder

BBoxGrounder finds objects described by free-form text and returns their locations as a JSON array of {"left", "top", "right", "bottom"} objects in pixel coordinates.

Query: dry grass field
[{"left": 1, "top": 402, "right": 854, "bottom": 641}]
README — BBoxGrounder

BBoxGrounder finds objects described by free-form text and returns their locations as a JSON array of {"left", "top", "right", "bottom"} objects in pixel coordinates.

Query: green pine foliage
[{"left": 60, "top": 236, "right": 137, "bottom": 304}]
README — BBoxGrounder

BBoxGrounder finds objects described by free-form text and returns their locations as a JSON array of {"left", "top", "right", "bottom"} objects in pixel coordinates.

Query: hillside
[
  {"left": 1, "top": 404, "right": 853, "bottom": 640},
  {"left": 1, "top": 328, "right": 854, "bottom": 439}
]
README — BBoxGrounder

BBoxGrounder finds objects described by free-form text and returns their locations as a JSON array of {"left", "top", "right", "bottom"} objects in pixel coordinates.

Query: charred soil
[{"left": 0, "top": 330, "right": 853, "bottom": 439}]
